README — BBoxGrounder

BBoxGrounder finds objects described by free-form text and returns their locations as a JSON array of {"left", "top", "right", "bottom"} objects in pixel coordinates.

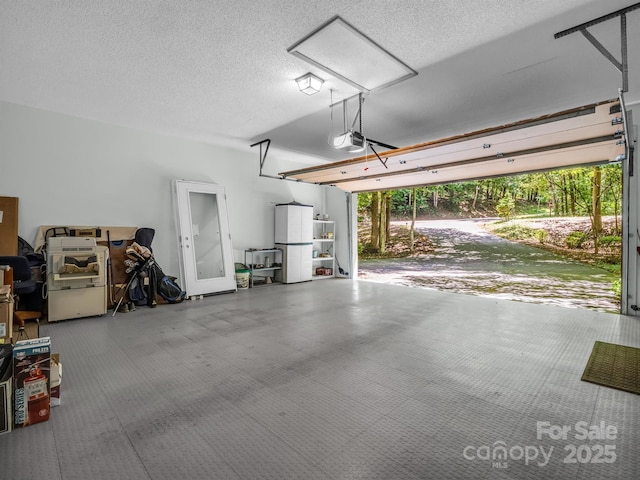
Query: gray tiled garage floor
[{"left": 1, "top": 279, "right": 639, "bottom": 479}]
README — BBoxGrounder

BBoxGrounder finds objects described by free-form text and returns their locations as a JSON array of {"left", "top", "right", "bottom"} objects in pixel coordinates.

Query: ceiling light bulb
[{"left": 295, "top": 73, "right": 324, "bottom": 95}]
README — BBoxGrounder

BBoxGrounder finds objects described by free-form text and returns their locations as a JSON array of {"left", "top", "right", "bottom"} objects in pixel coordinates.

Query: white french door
[{"left": 173, "top": 180, "right": 236, "bottom": 297}]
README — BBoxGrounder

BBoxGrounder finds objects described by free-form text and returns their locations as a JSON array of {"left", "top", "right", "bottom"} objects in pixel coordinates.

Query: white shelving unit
[
  {"left": 312, "top": 220, "right": 335, "bottom": 280},
  {"left": 244, "top": 248, "right": 282, "bottom": 287}
]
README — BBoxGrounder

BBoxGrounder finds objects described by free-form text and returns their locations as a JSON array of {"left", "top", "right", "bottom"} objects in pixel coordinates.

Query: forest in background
[{"left": 358, "top": 164, "right": 622, "bottom": 256}]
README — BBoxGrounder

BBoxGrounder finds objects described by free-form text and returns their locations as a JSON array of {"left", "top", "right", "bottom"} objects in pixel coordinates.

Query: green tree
[
  {"left": 410, "top": 188, "right": 417, "bottom": 253},
  {"left": 370, "top": 192, "right": 380, "bottom": 250},
  {"left": 379, "top": 191, "right": 389, "bottom": 253},
  {"left": 592, "top": 166, "right": 602, "bottom": 253},
  {"left": 496, "top": 196, "right": 515, "bottom": 220}
]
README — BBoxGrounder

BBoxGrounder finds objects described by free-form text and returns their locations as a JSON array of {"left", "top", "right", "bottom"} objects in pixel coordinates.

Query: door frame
[
  {"left": 621, "top": 110, "right": 638, "bottom": 315},
  {"left": 173, "top": 180, "right": 236, "bottom": 297}
]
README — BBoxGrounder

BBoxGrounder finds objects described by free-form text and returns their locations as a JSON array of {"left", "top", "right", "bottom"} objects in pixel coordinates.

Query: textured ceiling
[{"left": 1, "top": 1, "right": 638, "bottom": 169}]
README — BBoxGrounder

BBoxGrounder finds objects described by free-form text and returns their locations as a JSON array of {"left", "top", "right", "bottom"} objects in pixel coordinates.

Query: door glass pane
[{"left": 189, "top": 191, "right": 225, "bottom": 280}]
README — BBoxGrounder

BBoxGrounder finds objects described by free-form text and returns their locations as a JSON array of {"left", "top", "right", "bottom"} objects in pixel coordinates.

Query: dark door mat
[{"left": 581, "top": 341, "right": 640, "bottom": 395}]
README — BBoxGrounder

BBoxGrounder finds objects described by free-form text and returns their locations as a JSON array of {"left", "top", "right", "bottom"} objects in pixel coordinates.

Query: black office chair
[{"left": 0, "top": 256, "right": 40, "bottom": 340}]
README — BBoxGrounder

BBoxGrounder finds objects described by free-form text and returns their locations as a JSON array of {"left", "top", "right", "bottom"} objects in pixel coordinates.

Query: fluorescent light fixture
[
  {"left": 288, "top": 16, "right": 417, "bottom": 93},
  {"left": 295, "top": 72, "right": 324, "bottom": 95}
]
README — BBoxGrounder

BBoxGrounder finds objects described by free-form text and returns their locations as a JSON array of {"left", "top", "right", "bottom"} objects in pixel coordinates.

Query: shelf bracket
[
  {"left": 250, "top": 138, "right": 273, "bottom": 177},
  {"left": 251, "top": 138, "right": 337, "bottom": 186},
  {"left": 369, "top": 145, "right": 389, "bottom": 169},
  {"left": 554, "top": 3, "right": 640, "bottom": 92}
]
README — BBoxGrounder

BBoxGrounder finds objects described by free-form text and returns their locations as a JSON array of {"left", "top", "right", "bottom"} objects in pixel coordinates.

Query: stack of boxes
[
  {"left": 0, "top": 341, "right": 63, "bottom": 437},
  {"left": 0, "top": 279, "right": 13, "bottom": 435},
  {"left": 1, "top": 211, "right": 61, "bottom": 434},
  {"left": 13, "top": 337, "right": 51, "bottom": 429},
  {"left": 1, "top": 252, "right": 61, "bottom": 435},
  {"left": 0, "top": 337, "right": 60, "bottom": 435},
  {"left": 0, "top": 284, "right": 12, "bottom": 345}
]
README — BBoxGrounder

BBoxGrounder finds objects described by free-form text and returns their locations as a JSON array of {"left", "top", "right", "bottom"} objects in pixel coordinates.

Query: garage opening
[
  {"left": 280, "top": 98, "right": 635, "bottom": 314},
  {"left": 280, "top": 100, "right": 625, "bottom": 191},
  {"left": 356, "top": 164, "right": 623, "bottom": 312}
]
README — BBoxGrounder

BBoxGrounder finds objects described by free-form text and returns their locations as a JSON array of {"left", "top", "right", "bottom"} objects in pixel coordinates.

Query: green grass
[
  {"left": 594, "top": 262, "right": 621, "bottom": 274},
  {"left": 515, "top": 205, "right": 548, "bottom": 216},
  {"left": 566, "top": 231, "right": 587, "bottom": 249},
  {"left": 490, "top": 223, "right": 538, "bottom": 241},
  {"left": 600, "top": 235, "right": 621, "bottom": 247}
]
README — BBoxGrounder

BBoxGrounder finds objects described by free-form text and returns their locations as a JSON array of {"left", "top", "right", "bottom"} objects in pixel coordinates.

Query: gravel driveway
[{"left": 358, "top": 219, "right": 620, "bottom": 312}]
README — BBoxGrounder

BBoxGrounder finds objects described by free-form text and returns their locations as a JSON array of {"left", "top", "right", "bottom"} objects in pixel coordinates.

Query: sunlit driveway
[{"left": 358, "top": 219, "right": 620, "bottom": 312}]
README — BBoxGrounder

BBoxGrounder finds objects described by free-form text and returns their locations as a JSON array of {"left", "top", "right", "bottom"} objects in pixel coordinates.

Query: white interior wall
[
  {"left": 0, "top": 101, "right": 346, "bottom": 278},
  {"left": 3, "top": 100, "right": 637, "bottom": 308}
]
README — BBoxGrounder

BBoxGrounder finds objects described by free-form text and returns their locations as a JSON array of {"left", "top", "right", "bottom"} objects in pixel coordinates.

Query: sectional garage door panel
[
  {"left": 334, "top": 141, "right": 622, "bottom": 192},
  {"left": 280, "top": 99, "right": 625, "bottom": 192}
]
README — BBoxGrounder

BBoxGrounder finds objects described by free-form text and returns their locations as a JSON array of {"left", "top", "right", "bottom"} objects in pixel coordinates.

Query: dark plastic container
[{"left": 0, "top": 344, "right": 13, "bottom": 383}]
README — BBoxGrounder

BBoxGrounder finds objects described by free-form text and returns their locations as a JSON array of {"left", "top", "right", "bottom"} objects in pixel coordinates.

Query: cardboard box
[
  {"left": 50, "top": 354, "right": 61, "bottom": 407},
  {"left": 0, "top": 378, "right": 12, "bottom": 435},
  {"left": 13, "top": 337, "right": 51, "bottom": 428},
  {"left": 0, "top": 196, "right": 19, "bottom": 256},
  {"left": 0, "top": 287, "right": 13, "bottom": 344}
]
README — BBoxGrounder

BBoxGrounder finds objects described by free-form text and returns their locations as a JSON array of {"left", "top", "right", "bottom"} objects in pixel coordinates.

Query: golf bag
[
  {"left": 156, "top": 272, "right": 186, "bottom": 303},
  {"left": 125, "top": 241, "right": 157, "bottom": 307},
  {"left": 126, "top": 228, "right": 185, "bottom": 306}
]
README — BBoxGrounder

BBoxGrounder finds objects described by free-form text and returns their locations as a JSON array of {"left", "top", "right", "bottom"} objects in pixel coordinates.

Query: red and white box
[{"left": 13, "top": 337, "right": 51, "bottom": 428}]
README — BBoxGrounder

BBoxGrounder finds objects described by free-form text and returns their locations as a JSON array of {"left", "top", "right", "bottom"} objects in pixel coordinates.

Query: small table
[{"left": 244, "top": 248, "right": 283, "bottom": 287}]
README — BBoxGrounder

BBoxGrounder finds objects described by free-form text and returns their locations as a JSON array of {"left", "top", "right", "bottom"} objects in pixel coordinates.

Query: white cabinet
[
  {"left": 277, "top": 244, "right": 313, "bottom": 283},
  {"left": 275, "top": 203, "right": 313, "bottom": 244},
  {"left": 312, "top": 220, "right": 335, "bottom": 280},
  {"left": 274, "top": 203, "right": 313, "bottom": 283}
]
